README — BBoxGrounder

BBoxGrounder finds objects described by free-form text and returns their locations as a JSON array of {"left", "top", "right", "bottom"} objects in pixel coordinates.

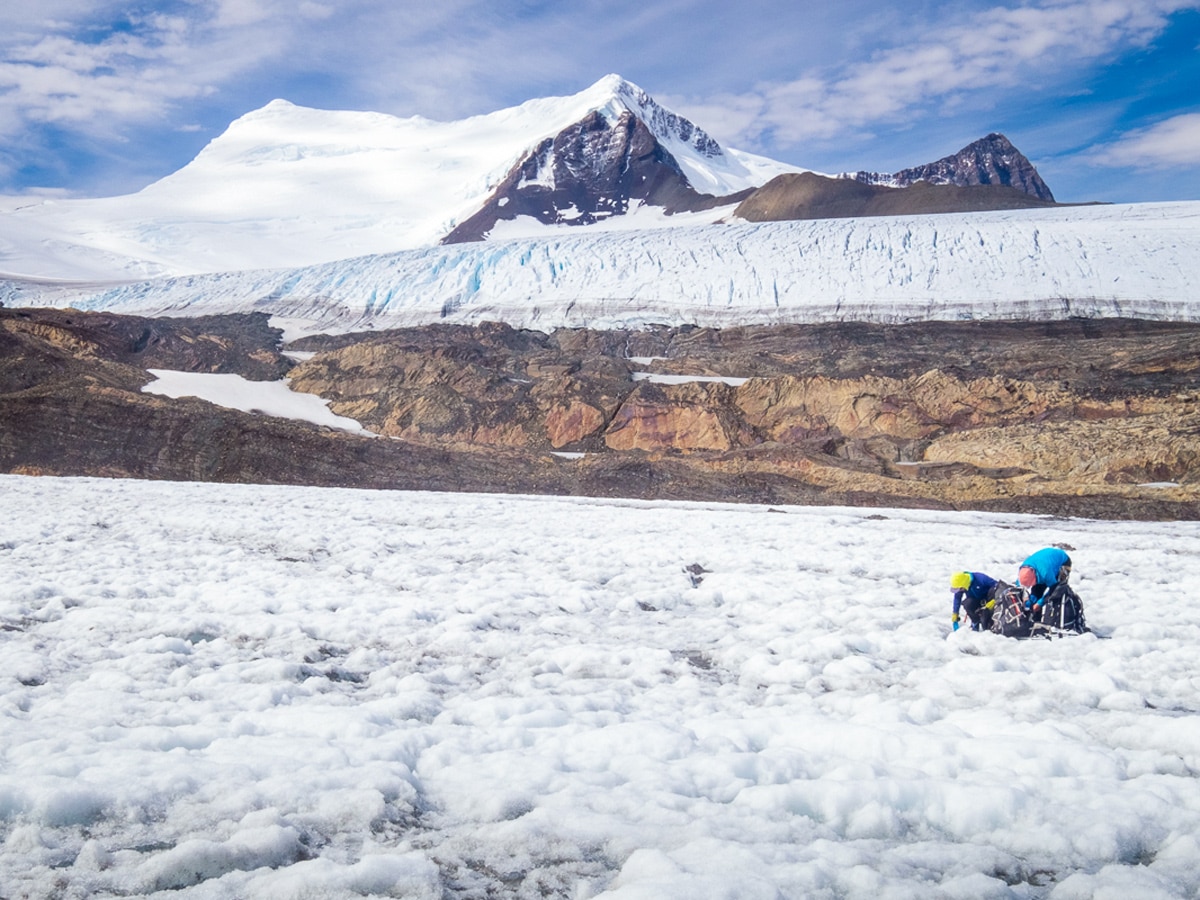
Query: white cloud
[
  {"left": 211, "top": 0, "right": 272, "bottom": 28},
  {"left": 0, "top": 17, "right": 209, "bottom": 135},
  {"left": 1086, "top": 113, "right": 1200, "bottom": 168},
  {"left": 0, "top": 3, "right": 304, "bottom": 139},
  {"left": 674, "top": 0, "right": 1200, "bottom": 153},
  {"left": 297, "top": 2, "right": 335, "bottom": 20}
]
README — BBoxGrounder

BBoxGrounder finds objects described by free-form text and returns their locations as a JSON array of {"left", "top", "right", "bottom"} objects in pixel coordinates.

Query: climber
[
  {"left": 950, "top": 570, "right": 1000, "bottom": 631},
  {"left": 1017, "top": 546, "right": 1087, "bottom": 635},
  {"left": 1017, "top": 547, "right": 1071, "bottom": 608}
]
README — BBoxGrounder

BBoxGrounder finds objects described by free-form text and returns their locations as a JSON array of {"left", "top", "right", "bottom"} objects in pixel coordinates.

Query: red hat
[{"left": 1018, "top": 565, "right": 1037, "bottom": 589}]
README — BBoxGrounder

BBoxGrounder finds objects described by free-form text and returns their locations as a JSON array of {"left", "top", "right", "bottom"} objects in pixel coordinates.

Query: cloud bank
[
  {"left": 1086, "top": 113, "right": 1200, "bottom": 169},
  {"left": 672, "top": 0, "right": 1200, "bottom": 154},
  {"left": 0, "top": 0, "right": 1197, "bottom": 199}
]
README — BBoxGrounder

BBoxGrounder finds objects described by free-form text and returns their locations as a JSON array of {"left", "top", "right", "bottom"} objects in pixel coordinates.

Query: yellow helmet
[{"left": 950, "top": 572, "right": 972, "bottom": 590}]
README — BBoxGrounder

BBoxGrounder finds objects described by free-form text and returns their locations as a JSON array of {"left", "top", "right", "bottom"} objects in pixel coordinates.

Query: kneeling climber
[
  {"left": 1018, "top": 546, "right": 1087, "bottom": 635},
  {"left": 950, "top": 571, "right": 999, "bottom": 631}
]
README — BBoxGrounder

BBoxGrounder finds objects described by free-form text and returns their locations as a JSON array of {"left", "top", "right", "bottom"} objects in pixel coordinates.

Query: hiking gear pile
[{"left": 952, "top": 548, "right": 1088, "bottom": 640}]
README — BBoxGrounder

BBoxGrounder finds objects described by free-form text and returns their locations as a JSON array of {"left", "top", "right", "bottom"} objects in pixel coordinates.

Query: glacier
[{"left": 10, "top": 200, "right": 1199, "bottom": 335}]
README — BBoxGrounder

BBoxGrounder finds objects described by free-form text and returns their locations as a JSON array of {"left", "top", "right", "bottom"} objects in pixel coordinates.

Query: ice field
[
  {"left": 2, "top": 475, "right": 1199, "bottom": 898},
  {"left": 9, "top": 202, "right": 1199, "bottom": 335}
]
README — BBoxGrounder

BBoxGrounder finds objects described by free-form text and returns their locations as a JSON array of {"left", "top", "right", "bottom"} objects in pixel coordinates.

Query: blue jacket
[
  {"left": 952, "top": 572, "right": 998, "bottom": 616},
  {"left": 1021, "top": 547, "right": 1071, "bottom": 590}
]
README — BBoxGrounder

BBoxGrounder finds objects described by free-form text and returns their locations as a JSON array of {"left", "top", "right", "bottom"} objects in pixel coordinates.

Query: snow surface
[
  {"left": 16, "top": 201, "right": 1200, "bottom": 335},
  {"left": 632, "top": 372, "right": 750, "bottom": 386},
  {"left": 3, "top": 474, "right": 1200, "bottom": 898},
  {"left": 483, "top": 199, "right": 744, "bottom": 243},
  {"left": 0, "top": 76, "right": 797, "bottom": 281},
  {"left": 141, "top": 370, "right": 371, "bottom": 434}
]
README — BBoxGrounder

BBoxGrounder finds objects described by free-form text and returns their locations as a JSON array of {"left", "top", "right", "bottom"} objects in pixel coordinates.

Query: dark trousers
[{"left": 963, "top": 591, "right": 995, "bottom": 631}]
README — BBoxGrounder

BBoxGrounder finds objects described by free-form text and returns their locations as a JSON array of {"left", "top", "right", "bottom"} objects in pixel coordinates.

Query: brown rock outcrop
[
  {"left": 0, "top": 307, "right": 291, "bottom": 383},
  {"left": 544, "top": 399, "right": 606, "bottom": 448},
  {"left": 733, "top": 370, "right": 1165, "bottom": 446},
  {"left": 287, "top": 323, "right": 632, "bottom": 451},
  {"left": 604, "top": 381, "right": 745, "bottom": 452},
  {"left": 733, "top": 172, "right": 1055, "bottom": 223},
  {"left": 3, "top": 308, "right": 1198, "bottom": 519},
  {"left": 923, "top": 412, "right": 1200, "bottom": 484}
]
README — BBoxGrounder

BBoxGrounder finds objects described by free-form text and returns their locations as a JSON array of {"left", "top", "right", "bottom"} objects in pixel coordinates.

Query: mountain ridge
[
  {"left": 441, "top": 105, "right": 757, "bottom": 243},
  {"left": 732, "top": 171, "right": 1057, "bottom": 224},
  {"left": 4, "top": 306, "right": 1197, "bottom": 519}
]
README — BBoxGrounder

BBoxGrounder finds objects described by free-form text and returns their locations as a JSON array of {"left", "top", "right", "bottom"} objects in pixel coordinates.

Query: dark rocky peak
[
  {"left": 442, "top": 103, "right": 743, "bottom": 244},
  {"left": 851, "top": 133, "right": 1054, "bottom": 202}
]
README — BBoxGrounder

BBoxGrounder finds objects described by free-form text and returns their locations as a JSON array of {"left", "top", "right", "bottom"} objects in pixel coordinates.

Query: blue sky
[{"left": 1, "top": 0, "right": 1197, "bottom": 204}]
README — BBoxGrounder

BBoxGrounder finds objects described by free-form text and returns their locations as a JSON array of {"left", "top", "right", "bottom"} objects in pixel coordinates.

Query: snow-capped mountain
[
  {"left": 0, "top": 76, "right": 799, "bottom": 282},
  {"left": 441, "top": 77, "right": 787, "bottom": 243},
  {"left": 0, "top": 75, "right": 1065, "bottom": 288},
  {"left": 6, "top": 74, "right": 1193, "bottom": 338}
]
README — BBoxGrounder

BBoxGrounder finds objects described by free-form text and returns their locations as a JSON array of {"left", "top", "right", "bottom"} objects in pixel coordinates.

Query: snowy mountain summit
[
  {"left": 148, "top": 73, "right": 786, "bottom": 249},
  {"left": 0, "top": 75, "right": 797, "bottom": 281},
  {"left": 442, "top": 75, "right": 786, "bottom": 242},
  {"left": 581, "top": 75, "right": 727, "bottom": 165}
]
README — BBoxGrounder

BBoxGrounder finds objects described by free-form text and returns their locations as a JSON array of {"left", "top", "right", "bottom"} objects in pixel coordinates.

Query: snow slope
[
  {"left": 0, "top": 76, "right": 798, "bottom": 281},
  {"left": 3, "top": 475, "right": 1199, "bottom": 897},
  {"left": 141, "top": 370, "right": 372, "bottom": 434},
  {"left": 19, "top": 201, "right": 1200, "bottom": 334}
]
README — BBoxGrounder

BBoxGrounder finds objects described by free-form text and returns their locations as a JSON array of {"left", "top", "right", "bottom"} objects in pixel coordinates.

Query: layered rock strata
[{"left": 3, "top": 309, "right": 1197, "bottom": 519}]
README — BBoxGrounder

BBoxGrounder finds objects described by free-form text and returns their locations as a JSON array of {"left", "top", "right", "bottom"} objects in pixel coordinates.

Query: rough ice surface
[
  {"left": 16, "top": 201, "right": 1198, "bottom": 335},
  {"left": 3, "top": 475, "right": 1199, "bottom": 897}
]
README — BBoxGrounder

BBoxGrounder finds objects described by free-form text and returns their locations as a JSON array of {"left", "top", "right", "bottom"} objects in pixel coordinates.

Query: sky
[{"left": 0, "top": 0, "right": 1198, "bottom": 205}]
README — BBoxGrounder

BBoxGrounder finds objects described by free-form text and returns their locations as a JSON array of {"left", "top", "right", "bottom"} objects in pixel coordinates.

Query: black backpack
[
  {"left": 989, "top": 583, "right": 1035, "bottom": 639},
  {"left": 1032, "top": 583, "right": 1087, "bottom": 638}
]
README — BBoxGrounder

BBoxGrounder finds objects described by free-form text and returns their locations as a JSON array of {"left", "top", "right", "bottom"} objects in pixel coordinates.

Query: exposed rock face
[
  {"left": 288, "top": 318, "right": 1199, "bottom": 517},
  {"left": 3, "top": 309, "right": 1197, "bottom": 519},
  {"left": 439, "top": 95, "right": 1056, "bottom": 239},
  {"left": 852, "top": 133, "right": 1055, "bottom": 202},
  {"left": 605, "top": 381, "right": 747, "bottom": 452},
  {"left": 287, "top": 323, "right": 632, "bottom": 450},
  {"left": 736, "top": 134, "right": 1056, "bottom": 223},
  {"left": 923, "top": 414, "right": 1200, "bottom": 484},
  {"left": 545, "top": 399, "right": 607, "bottom": 448},
  {"left": 443, "top": 110, "right": 745, "bottom": 243},
  {"left": 0, "top": 310, "right": 573, "bottom": 493},
  {"left": 0, "top": 307, "right": 290, "bottom": 386}
]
